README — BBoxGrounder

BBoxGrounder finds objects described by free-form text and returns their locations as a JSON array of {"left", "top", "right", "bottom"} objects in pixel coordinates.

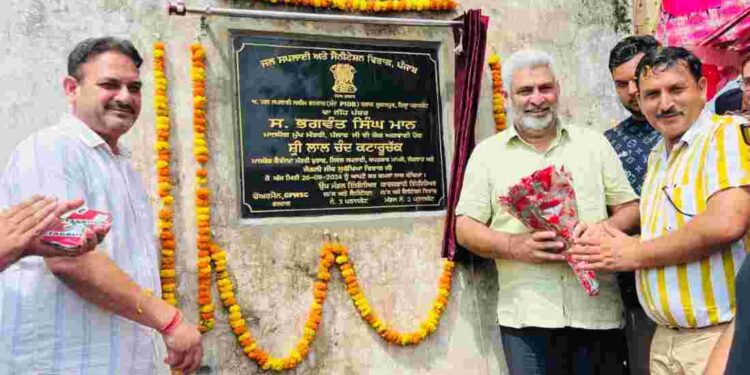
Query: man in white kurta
[
  {"left": 0, "top": 114, "right": 161, "bottom": 373},
  {"left": 0, "top": 37, "right": 202, "bottom": 374}
]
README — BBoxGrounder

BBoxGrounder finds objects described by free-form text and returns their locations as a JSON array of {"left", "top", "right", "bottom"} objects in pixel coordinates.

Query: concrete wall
[{"left": 0, "top": 1, "right": 630, "bottom": 374}]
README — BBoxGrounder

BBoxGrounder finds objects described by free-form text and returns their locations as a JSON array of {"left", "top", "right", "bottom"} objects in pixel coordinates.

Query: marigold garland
[
  {"left": 212, "top": 241, "right": 454, "bottom": 371},
  {"left": 154, "top": 39, "right": 455, "bottom": 371},
  {"left": 488, "top": 53, "right": 506, "bottom": 132},
  {"left": 253, "top": 0, "right": 457, "bottom": 12},
  {"left": 191, "top": 42, "right": 216, "bottom": 333},
  {"left": 153, "top": 41, "right": 179, "bottom": 307}
]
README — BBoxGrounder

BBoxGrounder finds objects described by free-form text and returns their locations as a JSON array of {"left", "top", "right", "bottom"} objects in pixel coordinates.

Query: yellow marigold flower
[
  {"left": 487, "top": 53, "right": 500, "bottom": 64},
  {"left": 156, "top": 160, "right": 169, "bottom": 169},
  {"left": 335, "top": 255, "right": 348, "bottom": 264},
  {"left": 199, "top": 304, "right": 214, "bottom": 313},
  {"left": 156, "top": 123, "right": 169, "bottom": 132},
  {"left": 341, "top": 268, "right": 354, "bottom": 278},
  {"left": 217, "top": 278, "right": 230, "bottom": 287},
  {"left": 194, "top": 146, "right": 209, "bottom": 156},
  {"left": 158, "top": 181, "right": 172, "bottom": 191},
  {"left": 158, "top": 221, "right": 172, "bottom": 230},
  {"left": 229, "top": 319, "right": 246, "bottom": 329},
  {"left": 193, "top": 137, "right": 206, "bottom": 146},
  {"left": 155, "top": 141, "right": 169, "bottom": 151},
  {"left": 199, "top": 266, "right": 212, "bottom": 274},
  {"left": 162, "top": 283, "right": 176, "bottom": 292},
  {"left": 304, "top": 327, "right": 316, "bottom": 339},
  {"left": 271, "top": 360, "right": 283, "bottom": 371},
  {"left": 197, "top": 214, "right": 210, "bottom": 222},
  {"left": 193, "top": 96, "right": 206, "bottom": 108},
  {"left": 160, "top": 269, "right": 176, "bottom": 278},
  {"left": 291, "top": 349, "right": 302, "bottom": 362},
  {"left": 210, "top": 251, "right": 226, "bottom": 260},
  {"left": 218, "top": 284, "right": 232, "bottom": 293},
  {"left": 161, "top": 249, "right": 174, "bottom": 257},
  {"left": 214, "top": 259, "right": 227, "bottom": 267},
  {"left": 229, "top": 311, "right": 242, "bottom": 322},
  {"left": 237, "top": 332, "right": 250, "bottom": 342},
  {"left": 153, "top": 49, "right": 164, "bottom": 58},
  {"left": 229, "top": 304, "right": 241, "bottom": 313},
  {"left": 438, "top": 288, "right": 449, "bottom": 298},
  {"left": 162, "top": 195, "right": 174, "bottom": 205},
  {"left": 196, "top": 177, "right": 208, "bottom": 186},
  {"left": 220, "top": 291, "right": 234, "bottom": 300}
]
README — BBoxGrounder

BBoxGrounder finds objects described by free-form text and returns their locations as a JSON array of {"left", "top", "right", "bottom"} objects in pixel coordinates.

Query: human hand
[
  {"left": 24, "top": 198, "right": 109, "bottom": 258},
  {"left": 507, "top": 231, "right": 567, "bottom": 264},
  {"left": 0, "top": 196, "right": 79, "bottom": 258},
  {"left": 566, "top": 222, "right": 642, "bottom": 272},
  {"left": 162, "top": 317, "right": 203, "bottom": 373},
  {"left": 572, "top": 221, "right": 610, "bottom": 240}
]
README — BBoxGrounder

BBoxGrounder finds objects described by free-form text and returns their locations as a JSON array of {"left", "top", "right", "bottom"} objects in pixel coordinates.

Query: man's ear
[
  {"left": 63, "top": 75, "right": 79, "bottom": 100},
  {"left": 697, "top": 76, "right": 707, "bottom": 100}
]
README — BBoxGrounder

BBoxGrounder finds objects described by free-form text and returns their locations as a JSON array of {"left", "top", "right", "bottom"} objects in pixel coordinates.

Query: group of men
[
  {"left": 456, "top": 37, "right": 750, "bottom": 374},
  {"left": 1, "top": 33, "right": 749, "bottom": 374}
]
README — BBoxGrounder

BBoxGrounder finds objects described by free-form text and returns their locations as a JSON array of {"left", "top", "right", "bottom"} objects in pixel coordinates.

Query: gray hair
[{"left": 502, "top": 49, "right": 557, "bottom": 93}]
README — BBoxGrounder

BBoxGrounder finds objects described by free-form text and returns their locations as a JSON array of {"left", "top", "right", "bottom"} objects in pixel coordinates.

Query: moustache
[
  {"left": 655, "top": 109, "right": 684, "bottom": 119},
  {"left": 106, "top": 102, "right": 134, "bottom": 114}
]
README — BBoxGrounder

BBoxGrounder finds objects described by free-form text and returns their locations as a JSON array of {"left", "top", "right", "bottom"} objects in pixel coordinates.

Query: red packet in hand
[
  {"left": 41, "top": 206, "right": 112, "bottom": 250},
  {"left": 61, "top": 206, "right": 112, "bottom": 232},
  {"left": 41, "top": 222, "right": 89, "bottom": 250}
]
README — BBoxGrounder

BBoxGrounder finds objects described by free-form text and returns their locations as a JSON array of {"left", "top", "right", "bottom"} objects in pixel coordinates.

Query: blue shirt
[
  {"left": 604, "top": 116, "right": 660, "bottom": 308},
  {"left": 604, "top": 117, "right": 661, "bottom": 196}
]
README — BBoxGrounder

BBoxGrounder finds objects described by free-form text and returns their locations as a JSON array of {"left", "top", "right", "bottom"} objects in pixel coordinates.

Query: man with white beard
[{"left": 455, "top": 49, "right": 640, "bottom": 374}]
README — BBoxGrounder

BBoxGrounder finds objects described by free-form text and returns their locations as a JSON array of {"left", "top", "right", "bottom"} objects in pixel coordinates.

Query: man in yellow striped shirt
[{"left": 569, "top": 47, "right": 750, "bottom": 375}]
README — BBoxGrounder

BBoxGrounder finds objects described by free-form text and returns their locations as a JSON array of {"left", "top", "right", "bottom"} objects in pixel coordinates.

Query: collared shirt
[
  {"left": 604, "top": 116, "right": 661, "bottom": 309},
  {"left": 0, "top": 115, "right": 161, "bottom": 374},
  {"left": 456, "top": 122, "right": 638, "bottom": 329},
  {"left": 605, "top": 116, "right": 662, "bottom": 196},
  {"left": 638, "top": 111, "right": 749, "bottom": 328}
]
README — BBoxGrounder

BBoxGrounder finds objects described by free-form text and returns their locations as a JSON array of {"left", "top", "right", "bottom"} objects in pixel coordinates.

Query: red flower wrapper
[{"left": 498, "top": 165, "right": 600, "bottom": 296}]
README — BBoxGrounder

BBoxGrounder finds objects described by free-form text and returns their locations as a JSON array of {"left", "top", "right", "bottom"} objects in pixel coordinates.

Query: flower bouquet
[{"left": 498, "top": 165, "right": 599, "bottom": 296}]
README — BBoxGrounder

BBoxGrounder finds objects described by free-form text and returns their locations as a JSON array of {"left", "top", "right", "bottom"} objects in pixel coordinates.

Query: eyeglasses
[
  {"left": 661, "top": 185, "right": 695, "bottom": 217},
  {"left": 741, "top": 121, "right": 750, "bottom": 146}
]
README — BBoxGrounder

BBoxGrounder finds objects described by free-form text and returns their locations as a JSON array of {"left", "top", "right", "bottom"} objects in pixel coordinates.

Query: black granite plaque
[{"left": 233, "top": 34, "right": 446, "bottom": 218}]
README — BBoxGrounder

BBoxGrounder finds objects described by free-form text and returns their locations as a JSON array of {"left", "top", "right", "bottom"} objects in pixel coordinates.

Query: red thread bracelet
[{"left": 158, "top": 310, "right": 182, "bottom": 335}]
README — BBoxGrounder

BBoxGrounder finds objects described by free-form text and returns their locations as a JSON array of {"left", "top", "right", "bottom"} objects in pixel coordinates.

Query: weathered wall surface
[{"left": 0, "top": 1, "right": 629, "bottom": 374}]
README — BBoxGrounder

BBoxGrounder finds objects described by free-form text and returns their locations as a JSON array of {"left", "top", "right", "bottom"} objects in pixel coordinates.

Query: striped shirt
[
  {"left": 0, "top": 115, "right": 162, "bottom": 374},
  {"left": 638, "top": 110, "right": 750, "bottom": 328}
]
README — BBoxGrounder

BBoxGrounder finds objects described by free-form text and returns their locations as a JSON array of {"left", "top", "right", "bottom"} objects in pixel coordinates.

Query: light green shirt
[{"left": 456, "top": 122, "right": 638, "bottom": 329}]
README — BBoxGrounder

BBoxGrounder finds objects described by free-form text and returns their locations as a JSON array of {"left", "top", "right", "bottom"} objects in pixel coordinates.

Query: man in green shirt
[{"left": 455, "top": 49, "right": 640, "bottom": 374}]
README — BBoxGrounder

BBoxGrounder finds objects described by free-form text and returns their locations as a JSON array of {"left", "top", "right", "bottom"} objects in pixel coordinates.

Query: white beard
[{"left": 507, "top": 104, "right": 556, "bottom": 131}]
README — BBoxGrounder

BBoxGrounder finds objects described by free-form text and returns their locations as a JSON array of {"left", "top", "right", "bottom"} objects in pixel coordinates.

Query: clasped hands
[{"left": 507, "top": 222, "right": 641, "bottom": 271}]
